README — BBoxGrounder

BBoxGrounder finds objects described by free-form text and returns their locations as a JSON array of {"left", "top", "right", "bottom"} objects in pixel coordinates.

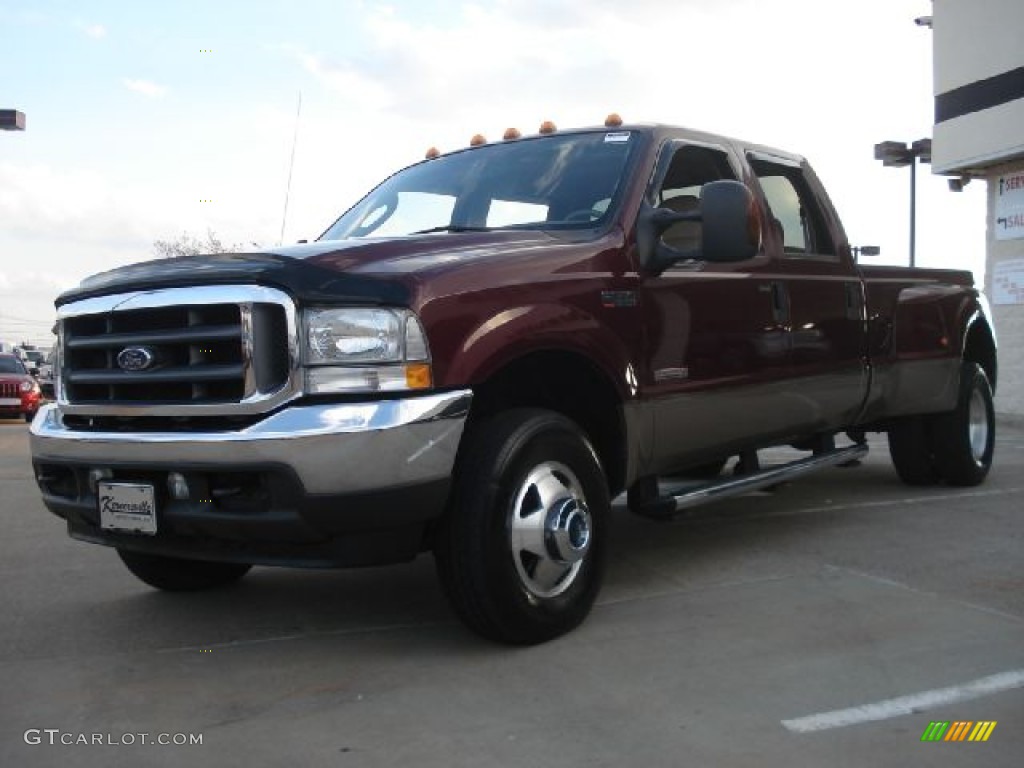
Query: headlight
[
  {"left": 19, "top": 380, "right": 35, "bottom": 393},
  {"left": 303, "top": 308, "right": 432, "bottom": 394}
]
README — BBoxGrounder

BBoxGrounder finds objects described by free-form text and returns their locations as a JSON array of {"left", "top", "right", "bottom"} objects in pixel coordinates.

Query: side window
[
  {"left": 652, "top": 144, "right": 738, "bottom": 257},
  {"left": 748, "top": 156, "right": 835, "bottom": 259},
  {"left": 653, "top": 144, "right": 737, "bottom": 204}
]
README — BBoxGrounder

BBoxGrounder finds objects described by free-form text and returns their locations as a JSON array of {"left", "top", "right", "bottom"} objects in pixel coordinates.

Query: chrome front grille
[
  {"left": 0, "top": 382, "right": 20, "bottom": 398},
  {"left": 57, "top": 285, "right": 299, "bottom": 417}
]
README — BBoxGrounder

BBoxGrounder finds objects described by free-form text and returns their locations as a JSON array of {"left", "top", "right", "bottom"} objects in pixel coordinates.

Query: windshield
[
  {"left": 320, "top": 130, "right": 641, "bottom": 241},
  {"left": 0, "top": 356, "right": 27, "bottom": 374}
]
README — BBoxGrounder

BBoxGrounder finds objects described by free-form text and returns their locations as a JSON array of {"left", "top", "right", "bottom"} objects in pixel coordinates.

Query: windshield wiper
[{"left": 410, "top": 225, "right": 493, "bottom": 235}]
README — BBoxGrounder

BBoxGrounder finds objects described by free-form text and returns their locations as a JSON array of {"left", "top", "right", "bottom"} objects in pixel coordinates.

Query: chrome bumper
[{"left": 30, "top": 390, "right": 472, "bottom": 495}]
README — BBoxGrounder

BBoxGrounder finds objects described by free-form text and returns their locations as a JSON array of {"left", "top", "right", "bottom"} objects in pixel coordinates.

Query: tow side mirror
[
  {"left": 700, "top": 180, "right": 760, "bottom": 263},
  {"left": 637, "top": 180, "right": 761, "bottom": 275}
]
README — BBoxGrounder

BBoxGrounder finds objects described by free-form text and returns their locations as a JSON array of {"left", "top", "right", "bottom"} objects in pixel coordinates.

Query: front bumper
[{"left": 30, "top": 390, "right": 472, "bottom": 567}]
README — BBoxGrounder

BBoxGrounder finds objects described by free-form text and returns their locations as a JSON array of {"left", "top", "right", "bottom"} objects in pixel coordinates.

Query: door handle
[
  {"left": 770, "top": 281, "right": 789, "bottom": 326},
  {"left": 844, "top": 282, "right": 863, "bottom": 321}
]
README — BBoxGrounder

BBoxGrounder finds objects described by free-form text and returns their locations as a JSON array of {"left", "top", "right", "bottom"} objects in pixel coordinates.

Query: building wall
[
  {"left": 932, "top": 0, "right": 1024, "bottom": 174},
  {"left": 932, "top": 0, "right": 1024, "bottom": 419},
  {"left": 987, "top": 160, "right": 1024, "bottom": 419}
]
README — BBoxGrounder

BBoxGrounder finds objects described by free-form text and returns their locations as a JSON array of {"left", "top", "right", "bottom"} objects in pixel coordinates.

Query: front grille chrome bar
[{"left": 56, "top": 285, "right": 301, "bottom": 418}]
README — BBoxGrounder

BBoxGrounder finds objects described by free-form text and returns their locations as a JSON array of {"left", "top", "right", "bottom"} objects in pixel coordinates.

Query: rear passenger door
[{"left": 747, "top": 152, "right": 868, "bottom": 432}]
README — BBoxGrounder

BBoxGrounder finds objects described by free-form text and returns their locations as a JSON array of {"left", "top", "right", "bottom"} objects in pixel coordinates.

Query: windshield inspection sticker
[{"left": 604, "top": 131, "right": 631, "bottom": 143}]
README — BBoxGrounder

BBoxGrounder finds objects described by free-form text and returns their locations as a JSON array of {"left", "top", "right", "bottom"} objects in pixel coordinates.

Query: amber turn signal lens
[{"left": 405, "top": 363, "right": 433, "bottom": 389}]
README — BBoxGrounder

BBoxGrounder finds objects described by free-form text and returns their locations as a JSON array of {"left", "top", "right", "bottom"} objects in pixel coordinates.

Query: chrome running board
[{"left": 633, "top": 443, "right": 869, "bottom": 520}]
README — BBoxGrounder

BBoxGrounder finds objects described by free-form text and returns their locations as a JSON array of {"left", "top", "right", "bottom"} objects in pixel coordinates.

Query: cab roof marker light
[
  {"left": 469, "top": 133, "right": 487, "bottom": 146},
  {"left": 425, "top": 146, "right": 440, "bottom": 159},
  {"left": 539, "top": 120, "right": 557, "bottom": 134},
  {"left": 502, "top": 127, "right": 522, "bottom": 140},
  {"left": 605, "top": 113, "right": 623, "bottom": 127}
]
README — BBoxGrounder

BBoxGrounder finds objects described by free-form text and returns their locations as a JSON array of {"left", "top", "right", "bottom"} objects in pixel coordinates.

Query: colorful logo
[{"left": 921, "top": 721, "right": 997, "bottom": 742}]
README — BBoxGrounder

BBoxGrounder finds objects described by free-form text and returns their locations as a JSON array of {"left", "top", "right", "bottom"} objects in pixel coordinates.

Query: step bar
[{"left": 634, "top": 443, "right": 869, "bottom": 520}]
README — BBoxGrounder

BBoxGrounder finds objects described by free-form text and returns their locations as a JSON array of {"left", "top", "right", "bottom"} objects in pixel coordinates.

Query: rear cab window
[{"left": 747, "top": 153, "right": 837, "bottom": 261}]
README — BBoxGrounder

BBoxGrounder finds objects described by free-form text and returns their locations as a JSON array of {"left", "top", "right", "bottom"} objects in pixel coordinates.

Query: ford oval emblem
[{"left": 117, "top": 347, "right": 156, "bottom": 372}]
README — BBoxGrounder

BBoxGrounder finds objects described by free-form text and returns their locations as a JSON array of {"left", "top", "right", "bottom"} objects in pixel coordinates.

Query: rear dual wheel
[
  {"left": 888, "top": 362, "right": 995, "bottom": 487},
  {"left": 435, "top": 409, "right": 609, "bottom": 645}
]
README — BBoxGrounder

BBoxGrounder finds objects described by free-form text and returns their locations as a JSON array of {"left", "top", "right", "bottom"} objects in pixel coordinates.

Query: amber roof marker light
[
  {"left": 604, "top": 113, "right": 623, "bottom": 128},
  {"left": 425, "top": 146, "right": 441, "bottom": 159},
  {"left": 502, "top": 127, "right": 522, "bottom": 140},
  {"left": 469, "top": 134, "right": 487, "bottom": 146},
  {"left": 539, "top": 120, "right": 557, "bottom": 134}
]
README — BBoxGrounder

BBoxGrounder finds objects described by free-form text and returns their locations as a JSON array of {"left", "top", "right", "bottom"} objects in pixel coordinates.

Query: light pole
[
  {"left": 1, "top": 110, "right": 26, "bottom": 131},
  {"left": 874, "top": 139, "right": 931, "bottom": 267}
]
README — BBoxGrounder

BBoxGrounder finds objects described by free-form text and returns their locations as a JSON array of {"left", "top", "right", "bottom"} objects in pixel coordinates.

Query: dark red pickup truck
[{"left": 31, "top": 119, "right": 997, "bottom": 644}]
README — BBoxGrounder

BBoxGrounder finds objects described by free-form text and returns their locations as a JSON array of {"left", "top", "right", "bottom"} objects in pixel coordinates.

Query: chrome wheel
[
  {"left": 509, "top": 461, "right": 591, "bottom": 600},
  {"left": 932, "top": 362, "right": 995, "bottom": 487},
  {"left": 968, "top": 387, "right": 990, "bottom": 463},
  {"left": 435, "top": 409, "right": 609, "bottom": 644}
]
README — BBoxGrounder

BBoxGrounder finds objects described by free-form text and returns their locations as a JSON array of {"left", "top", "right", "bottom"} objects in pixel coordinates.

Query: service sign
[{"left": 995, "top": 172, "right": 1024, "bottom": 241}]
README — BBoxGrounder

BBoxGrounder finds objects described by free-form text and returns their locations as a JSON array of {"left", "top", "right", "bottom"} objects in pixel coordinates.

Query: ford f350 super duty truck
[{"left": 30, "top": 118, "right": 997, "bottom": 644}]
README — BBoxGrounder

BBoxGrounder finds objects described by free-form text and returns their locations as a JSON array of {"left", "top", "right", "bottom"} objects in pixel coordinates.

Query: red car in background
[{"left": 0, "top": 353, "right": 41, "bottom": 423}]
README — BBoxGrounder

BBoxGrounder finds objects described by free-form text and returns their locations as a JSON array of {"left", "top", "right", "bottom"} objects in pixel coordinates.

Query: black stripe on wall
[{"left": 935, "top": 66, "right": 1024, "bottom": 123}]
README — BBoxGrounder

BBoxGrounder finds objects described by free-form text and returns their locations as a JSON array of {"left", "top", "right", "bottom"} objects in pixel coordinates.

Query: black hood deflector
[{"left": 56, "top": 252, "right": 410, "bottom": 308}]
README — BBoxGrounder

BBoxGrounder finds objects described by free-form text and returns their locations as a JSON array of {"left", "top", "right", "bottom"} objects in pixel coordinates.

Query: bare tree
[{"left": 153, "top": 229, "right": 261, "bottom": 259}]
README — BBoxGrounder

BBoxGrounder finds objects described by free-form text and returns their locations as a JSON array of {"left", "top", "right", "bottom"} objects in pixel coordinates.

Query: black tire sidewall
[
  {"left": 888, "top": 417, "right": 938, "bottom": 486},
  {"left": 438, "top": 409, "right": 609, "bottom": 644},
  {"left": 117, "top": 549, "right": 251, "bottom": 592}
]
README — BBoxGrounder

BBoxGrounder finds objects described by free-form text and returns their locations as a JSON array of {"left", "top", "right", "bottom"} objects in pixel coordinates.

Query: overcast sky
[{"left": 0, "top": 0, "right": 984, "bottom": 346}]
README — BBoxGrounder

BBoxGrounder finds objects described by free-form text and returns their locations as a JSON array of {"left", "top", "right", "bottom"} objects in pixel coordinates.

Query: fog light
[
  {"left": 167, "top": 472, "right": 190, "bottom": 500},
  {"left": 87, "top": 468, "right": 113, "bottom": 494}
]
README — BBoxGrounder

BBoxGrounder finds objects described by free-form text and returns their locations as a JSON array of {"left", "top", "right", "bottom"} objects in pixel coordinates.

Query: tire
[
  {"left": 931, "top": 362, "right": 995, "bottom": 486},
  {"left": 887, "top": 417, "right": 939, "bottom": 486},
  {"left": 435, "top": 409, "right": 609, "bottom": 645},
  {"left": 24, "top": 412, "right": 35, "bottom": 424},
  {"left": 117, "top": 549, "right": 251, "bottom": 592}
]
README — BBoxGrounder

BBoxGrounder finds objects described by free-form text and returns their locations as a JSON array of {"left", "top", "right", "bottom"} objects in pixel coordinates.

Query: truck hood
[
  {"left": 266, "top": 230, "right": 563, "bottom": 275},
  {"left": 57, "top": 231, "right": 567, "bottom": 307}
]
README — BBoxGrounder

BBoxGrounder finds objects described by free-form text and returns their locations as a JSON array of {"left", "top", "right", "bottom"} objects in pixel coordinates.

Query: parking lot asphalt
[{"left": 1, "top": 417, "right": 1021, "bottom": 767}]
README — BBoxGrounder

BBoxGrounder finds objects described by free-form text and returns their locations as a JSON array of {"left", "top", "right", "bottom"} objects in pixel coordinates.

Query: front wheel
[
  {"left": 435, "top": 409, "right": 609, "bottom": 645},
  {"left": 932, "top": 362, "right": 995, "bottom": 486},
  {"left": 117, "top": 549, "right": 251, "bottom": 591}
]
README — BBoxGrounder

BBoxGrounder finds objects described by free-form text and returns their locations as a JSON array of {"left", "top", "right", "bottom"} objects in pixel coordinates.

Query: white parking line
[{"left": 782, "top": 669, "right": 1024, "bottom": 733}]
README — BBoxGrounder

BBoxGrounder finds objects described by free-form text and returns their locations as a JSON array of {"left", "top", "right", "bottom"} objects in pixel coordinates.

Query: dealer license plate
[
  {"left": 99, "top": 482, "right": 157, "bottom": 535},
  {"left": 0, "top": 398, "right": 20, "bottom": 406}
]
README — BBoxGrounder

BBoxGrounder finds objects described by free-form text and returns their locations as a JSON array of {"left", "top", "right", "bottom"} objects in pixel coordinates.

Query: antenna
[{"left": 279, "top": 91, "right": 302, "bottom": 245}]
